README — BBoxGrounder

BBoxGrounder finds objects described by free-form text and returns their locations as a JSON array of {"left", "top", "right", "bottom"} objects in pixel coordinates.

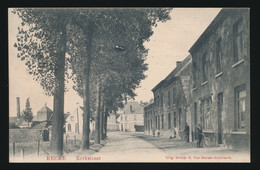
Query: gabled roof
[
  {"left": 64, "top": 112, "right": 70, "bottom": 121},
  {"left": 144, "top": 102, "right": 154, "bottom": 110},
  {"left": 16, "top": 118, "right": 28, "bottom": 127},
  {"left": 122, "top": 101, "right": 144, "bottom": 114},
  {"left": 152, "top": 54, "right": 192, "bottom": 92}
]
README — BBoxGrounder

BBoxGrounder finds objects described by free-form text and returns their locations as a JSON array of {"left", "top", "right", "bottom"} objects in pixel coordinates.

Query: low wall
[{"left": 9, "top": 129, "right": 49, "bottom": 142}]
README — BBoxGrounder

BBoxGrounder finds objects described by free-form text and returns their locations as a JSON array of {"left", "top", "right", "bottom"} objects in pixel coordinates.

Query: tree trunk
[
  {"left": 50, "top": 14, "right": 66, "bottom": 156},
  {"left": 81, "top": 21, "right": 94, "bottom": 150},
  {"left": 104, "top": 109, "right": 108, "bottom": 138},
  {"left": 100, "top": 98, "right": 104, "bottom": 140},
  {"left": 94, "top": 81, "right": 101, "bottom": 144}
]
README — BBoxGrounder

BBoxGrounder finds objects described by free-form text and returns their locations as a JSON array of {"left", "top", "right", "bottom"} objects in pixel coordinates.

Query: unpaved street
[
  {"left": 91, "top": 131, "right": 250, "bottom": 162},
  {"left": 91, "top": 132, "right": 167, "bottom": 162}
]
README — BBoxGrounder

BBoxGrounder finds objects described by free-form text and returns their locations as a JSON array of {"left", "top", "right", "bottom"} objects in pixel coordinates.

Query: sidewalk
[
  {"left": 135, "top": 133, "right": 197, "bottom": 151},
  {"left": 134, "top": 133, "right": 250, "bottom": 162}
]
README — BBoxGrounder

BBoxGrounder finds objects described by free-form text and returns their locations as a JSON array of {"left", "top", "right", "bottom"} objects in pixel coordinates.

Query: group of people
[
  {"left": 184, "top": 123, "right": 205, "bottom": 148},
  {"left": 152, "top": 122, "right": 205, "bottom": 148},
  {"left": 152, "top": 128, "right": 160, "bottom": 137}
]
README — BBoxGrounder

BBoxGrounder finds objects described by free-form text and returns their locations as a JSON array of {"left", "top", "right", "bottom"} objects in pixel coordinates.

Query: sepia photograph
[{"left": 8, "top": 7, "right": 250, "bottom": 163}]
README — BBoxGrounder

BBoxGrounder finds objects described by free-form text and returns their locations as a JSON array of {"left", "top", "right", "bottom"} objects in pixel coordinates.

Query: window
[
  {"left": 168, "top": 113, "right": 171, "bottom": 129},
  {"left": 70, "top": 116, "right": 74, "bottom": 121},
  {"left": 157, "top": 96, "right": 160, "bottom": 108},
  {"left": 192, "top": 61, "right": 197, "bottom": 88},
  {"left": 160, "top": 93, "right": 163, "bottom": 108},
  {"left": 235, "top": 85, "right": 246, "bottom": 130},
  {"left": 68, "top": 124, "right": 71, "bottom": 132},
  {"left": 161, "top": 115, "right": 164, "bottom": 129},
  {"left": 216, "top": 38, "right": 222, "bottom": 74},
  {"left": 233, "top": 19, "right": 244, "bottom": 63},
  {"left": 202, "top": 53, "right": 207, "bottom": 83},
  {"left": 168, "top": 91, "right": 171, "bottom": 106},
  {"left": 75, "top": 123, "right": 79, "bottom": 133},
  {"left": 200, "top": 96, "right": 212, "bottom": 129},
  {"left": 172, "top": 88, "right": 175, "bottom": 104}
]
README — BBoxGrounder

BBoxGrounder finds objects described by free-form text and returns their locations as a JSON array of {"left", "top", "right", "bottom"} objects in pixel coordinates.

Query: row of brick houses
[{"left": 144, "top": 9, "right": 250, "bottom": 150}]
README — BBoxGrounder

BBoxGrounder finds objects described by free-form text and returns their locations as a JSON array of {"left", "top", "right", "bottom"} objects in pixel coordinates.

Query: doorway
[
  {"left": 194, "top": 102, "right": 197, "bottom": 140},
  {"left": 217, "top": 93, "right": 223, "bottom": 144}
]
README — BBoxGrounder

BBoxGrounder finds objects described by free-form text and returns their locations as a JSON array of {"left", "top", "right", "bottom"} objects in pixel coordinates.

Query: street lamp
[{"left": 114, "top": 45, "right": 126, "bottom": 52}]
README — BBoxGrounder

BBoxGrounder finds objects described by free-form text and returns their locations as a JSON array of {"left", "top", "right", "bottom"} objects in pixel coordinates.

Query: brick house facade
[
  {"left": 189, "top": 9, "right": 250, "bottom": 149},
  {"left": 144, "top": 55, "right": 192, "bottom": 139},
  {"left": 144, "top": 9, "right": 250, "bottom": 150}
]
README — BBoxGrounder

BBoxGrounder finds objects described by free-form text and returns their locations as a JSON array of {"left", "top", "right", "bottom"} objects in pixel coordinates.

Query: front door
[
  {"left": 217, "top": 93, "right": 223, "bottom": 144},
  {"left": 194, "top": 102, "right": 197, "bottom": 140}
]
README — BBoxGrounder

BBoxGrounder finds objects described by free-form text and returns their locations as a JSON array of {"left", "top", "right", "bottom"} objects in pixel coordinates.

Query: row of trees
[{"left": 13, "top": 8, "right": 171, "bottom": 156}]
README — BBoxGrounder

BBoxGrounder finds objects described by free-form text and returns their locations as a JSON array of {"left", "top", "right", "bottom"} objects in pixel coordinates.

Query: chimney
[
  {"left": 176, "top": 61, "right": 182, "bottom": 67},
  {"left": 16, "top": 97, "right": 20, "bottom": 118}
]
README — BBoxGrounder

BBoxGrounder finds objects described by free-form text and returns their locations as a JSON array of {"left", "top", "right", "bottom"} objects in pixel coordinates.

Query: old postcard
[{"left": 9, "top": 8, "right": 250, "bottom": 163}]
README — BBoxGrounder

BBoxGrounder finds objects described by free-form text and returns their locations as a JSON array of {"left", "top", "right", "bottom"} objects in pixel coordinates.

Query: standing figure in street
[
  {"left": 152, "top": 128, "right": 155, "bottom": 137},
  {"left": 196, "top": 123, "right": 203, "bottom": 148},
  {"left": 184, "top": 123, "right": 190, "bottom": 142}
]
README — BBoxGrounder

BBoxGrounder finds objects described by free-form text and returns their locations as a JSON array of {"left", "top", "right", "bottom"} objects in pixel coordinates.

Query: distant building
[
  {"left": 117, "top": 101, "right": 147, "bottom": 132},
  {"left": 16, "top": 117, "right": 33, "bottom": 128},
  {"left": 107, "top": 112, "right": 119, "bottom": 131},
  {"left": 143, "top": 102, "right": 154, "bottom": 135},
  {"left": 65, "top": 106, "right": 95, "bottom": 139},
  {"left": 144, "top": 55, "right": 192, "bottom": 139},
  {"left": 9, "top": 117, "right": 17, "bottom": 129},
  {"left": 9, "top": 102, "right": 54, "bottom": 141},
  {"left": 37, "top": 104, "right": 53, "bottom": 122}
]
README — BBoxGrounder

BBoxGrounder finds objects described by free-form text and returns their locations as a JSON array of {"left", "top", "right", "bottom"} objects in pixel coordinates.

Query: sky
[{"left": 8, "top": 8, "right": 221, "bottom": 117}]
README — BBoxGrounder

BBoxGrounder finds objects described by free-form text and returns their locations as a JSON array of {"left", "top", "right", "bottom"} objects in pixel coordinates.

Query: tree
[
  {"left": 68, "top": 8, "right": 171, "bottom": 148},
  {"left": 21, "top": 97, "right": 33, "bottom": 127},
  {"left": 14, "top": 8, "right": 172, "bottom": 151},
  {"left": 12, "top": 9, "right": 71, "bottom": 156}
]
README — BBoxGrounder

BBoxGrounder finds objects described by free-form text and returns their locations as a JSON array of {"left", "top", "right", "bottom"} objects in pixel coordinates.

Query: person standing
[
  {"left": 184, "top": 123, "right": 190, "bottom": 142},
  {"left": 152, "top": 128, "right": 155, "bottom": 137},
  {"left": 197, "top": 123, "right": 203, "bottom": 148}
]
